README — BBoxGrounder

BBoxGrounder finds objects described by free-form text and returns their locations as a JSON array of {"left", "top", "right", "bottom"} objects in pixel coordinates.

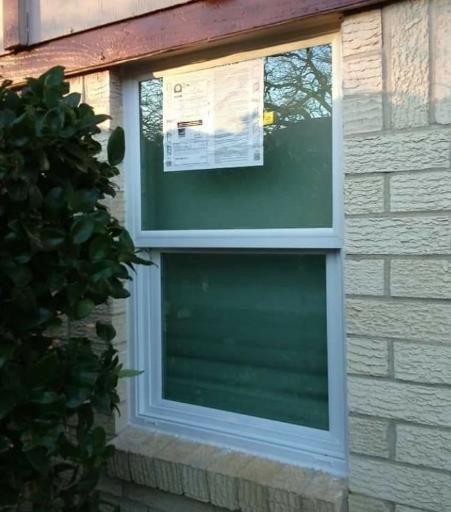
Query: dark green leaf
[
  {"left": 118, "top": 229, "right": 134, "bottom": 252},
  {"left": 91, "top": 393, "right": 112, "bottom": 415},
  {"left": 75, "top": 299, "right": 95, "bottom": 319},
  {"left": 21, "top": 307, "right": 52, "bottom": 328},
  {"left": 0, "top": 436, "right": 13, "bottom": 454},
  {"left": 71, "top": 216, "right": 94, "bottom": 244},
  {"left": 44, "top": 88, "right": 61, "bottom": 108},
  {"left": 66, "top": 388, "right": 91, "bottom": 409},
  {"left": 70, "top": 189, "right": 99, "bottom": 212},
  {"left": 42, "top": 66, "right": 65, "bottom": 88},
  {"left": 91, "top": 427, "right": 106, "bottom": 452},
  {"left": 90, "top": 260, "right": 115, "bottom": 282},
  {"left": 45, "top": 187, "right": 66, "bottom": 210},
  {"left": 0, "top": 341, "right": 14, "bottom": 369},
  {"left": 48, "top": 271, "right": 65, "bottom": 292},
  {"left": 0, "top": 70, "right": 146, "bottom": 510},
  {"left": 28, "top": 184, "right": 43, "bottom": 208},
  {"left": 11, "top": 287, "right": 37, "bottom": 314},
  {"left": 89, "top": 237, "right": 111, "bottom": 260},
  {"left": 7, "top": 180, "right": 28, "bottom": 201},
  {"left": 8, "top": 265, "right": 32, "bottom": 287},
  {"left": 64, "top": 92, "right": 81, "bottom": 107},
  {"left": 38, "top": 150, "right": 50, "bottom": 170},
  {"left": 107, "top": 126, "right": 125, "bottom": 166},
  {"left": 93, "top": 114, "right": 111, "bottom": 125},
  {"left": 0, "top": 394, "right": 17, "bottom": 420},
  {"left": 26, "top": 448, "right": 50, "bottom": 474},
  {"left": 96, "top": 321, "right": 116, "bottom": 342},
  {"left": 4, "top": 89, "right": 19, "bottom": 110},
  {"left": 41, "top": 227, "right": 66, "bottom": 249},
  {"left": 43, "top": 107, "right": 65, "bottom": 131},
  {"left": 30, "top": 391, "right": 61, "bottom": 405},
  {"left": 31, "top": 352, "right": 59, "bottom": 386},
  {"left": 118, "top": 369, "right": 143, "bottom": 378},
  {"left": 108, "top": 279, "right": 130, "bottom": 299}
]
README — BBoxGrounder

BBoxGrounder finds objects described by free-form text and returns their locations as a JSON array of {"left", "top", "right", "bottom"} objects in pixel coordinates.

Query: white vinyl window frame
[{"left": 123, "top": 33, "right": 347, "bottom": 476}]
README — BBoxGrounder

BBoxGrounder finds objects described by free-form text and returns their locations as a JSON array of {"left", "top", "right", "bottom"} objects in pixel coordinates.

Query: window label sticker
[
  {"left": 263, "top": 111, "right": 275, "bottom": 126},
  {"left": 163, "top": 59, "right": 264, "bottom": 172}
]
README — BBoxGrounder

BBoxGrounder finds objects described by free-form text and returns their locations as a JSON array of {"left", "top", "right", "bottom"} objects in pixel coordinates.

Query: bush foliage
[{"left": 0, "top": 67, "right": 146, "bottom": 511}]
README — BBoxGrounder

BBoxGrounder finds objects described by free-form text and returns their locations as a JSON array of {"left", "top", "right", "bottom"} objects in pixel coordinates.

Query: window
[{"left": 124, "top": 35, "right": 346, "bottom": 474}]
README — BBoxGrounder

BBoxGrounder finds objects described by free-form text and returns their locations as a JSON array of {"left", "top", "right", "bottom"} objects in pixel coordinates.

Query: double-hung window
[{"left": 124, "top": 34, "right": 346, "bottom": 474}]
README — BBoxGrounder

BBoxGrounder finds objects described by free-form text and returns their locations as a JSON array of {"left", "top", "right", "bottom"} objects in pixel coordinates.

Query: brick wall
[{"left": 343, "top": 2, "right": 451, "bottom": 511}]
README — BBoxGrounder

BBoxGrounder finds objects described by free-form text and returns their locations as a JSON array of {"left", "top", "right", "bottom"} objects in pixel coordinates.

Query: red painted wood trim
[
  {"left": 0, "top": 0, "right": 391, "bottom": 83},
  {"left": 2, "top": 0, "right": 26, "bottom": 50}
]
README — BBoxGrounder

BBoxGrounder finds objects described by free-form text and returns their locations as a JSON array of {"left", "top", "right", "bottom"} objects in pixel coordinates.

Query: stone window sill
[{"left": 105, "top": 426, "right": 347, "bottom": 512}]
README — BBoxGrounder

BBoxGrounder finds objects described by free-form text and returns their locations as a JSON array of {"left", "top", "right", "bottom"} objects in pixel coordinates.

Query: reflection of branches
[
  {"left": 140, "top": 44, "right": 332, "bottom": 141},
  {"left": 265, "top": 45, "right": 332, "bottom": 130},
  {"left": 140, "top": 79, "right": 162, "bottom": 142}
]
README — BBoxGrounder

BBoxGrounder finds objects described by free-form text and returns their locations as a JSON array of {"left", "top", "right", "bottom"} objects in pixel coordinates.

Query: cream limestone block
[
  {"left": 343, "top": 95, "right": 384, "bottom": 135},
  {"left": 347, "top": 337, "right": 389, "bottom": 376},
  {"left": 349, "top": 416, "right": 390, "bottom": 457},
  {"left": 391, "top": 259, "right": 451, "bottom": 299},
  {"left": 345, "top": 259, "right": 385, "bottom": 295},
  {"left": 348, "top": 376, "right": 451, "bottom": 426},
  {"left": 396, "top": 424, "right": 451, "bottom": 471},
  {"left": 431, "top": 0, "right": 451, "bottom": 124},
  {"left": 342, "top": 51, "right": 384, "bottom": 135},
  {"left": 390, "top": 171, "right": 451, "bottom": 212},
  {"left": 345, "top": 176, "right": 385, "bottom": 215},
  {"left": 349, "top": 494, "right": 392, "bottom": 512},
  {"left": 345, "top": 128, "right": 451, "bottom": 174},
  {"left": 347, "top": 298, "right": 451, "bottom": 342},
  {"left": 346, "top": 216, "right": 451, "bottom": 255},
  {"left": 384, "top": 0, "right": 429, "bottom": 128},
  {"left": 343, "top": 54, "right": 383, "bottom": 95},
  {"left": 342, "top": 10, "right": 382, "bottom": 57},
  {"left": 394, "top": 342, "right": 451, "bottom": 384},
  {"left": 350, "top": 455, "right": 451, "bottom": 512}
]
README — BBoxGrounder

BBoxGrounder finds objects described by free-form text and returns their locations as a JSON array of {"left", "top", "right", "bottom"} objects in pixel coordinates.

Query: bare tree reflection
[
  {"left": 140, "top": 44, "right": 332, "bottom": 141},
  {"left": 140, "top": 78, "right": 163, "bottom": 142},
  {"left": 264, "top": 45, "right": 332, "bottom": 131}
]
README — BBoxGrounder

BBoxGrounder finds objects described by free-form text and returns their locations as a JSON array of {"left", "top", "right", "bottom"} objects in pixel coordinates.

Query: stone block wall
[
  {"left": 343, "top": 2, "right": 451, "bottom": 511},
  {"left": 66, "top": 71, "right": 130, "bottom": 434},
  {"left": 69, "top": 1, "right": 451, "bottom": 510}
]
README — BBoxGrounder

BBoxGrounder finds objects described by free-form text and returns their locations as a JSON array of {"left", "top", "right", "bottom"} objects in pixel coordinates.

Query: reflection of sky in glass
[{"left": 140, "top": 44, "right": 332, "bottom": 142}]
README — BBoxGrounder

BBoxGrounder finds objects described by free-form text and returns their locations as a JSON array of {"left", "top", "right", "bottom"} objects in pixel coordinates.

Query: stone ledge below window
[{"left": 104, "top": 426, "right": 347, "bottom": 512}]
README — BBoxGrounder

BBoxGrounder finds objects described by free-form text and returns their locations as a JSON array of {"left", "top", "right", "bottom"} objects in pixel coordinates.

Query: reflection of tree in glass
[
  {"left": 264, "top": 45, "right": 332, "bottom": 131},
  {"left": 139, "top": 44, "right": 332, "bottom": 141},
  {"left": 140, "top": 78, "right": 163, "bottom": 142}
]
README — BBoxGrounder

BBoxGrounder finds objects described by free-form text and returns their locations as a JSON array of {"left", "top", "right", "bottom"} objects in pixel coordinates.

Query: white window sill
[{"left": 106, "top": 426, "right": 347, "bottom": 512}]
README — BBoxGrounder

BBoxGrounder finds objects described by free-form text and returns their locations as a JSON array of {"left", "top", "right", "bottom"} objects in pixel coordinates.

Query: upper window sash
[{"left": 123, "top": 34, "right": 342, "bottom": 249}]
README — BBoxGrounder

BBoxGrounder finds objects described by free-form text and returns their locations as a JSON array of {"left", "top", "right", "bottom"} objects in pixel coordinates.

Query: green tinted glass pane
[
  {"left": 162, "top": 253, "right": 329, "bottom": 430},
  {"left": 140, "top": 44, "right": 332, "bottom": 230}
]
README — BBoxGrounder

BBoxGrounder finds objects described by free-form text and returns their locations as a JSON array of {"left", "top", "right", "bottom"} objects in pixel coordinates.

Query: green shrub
[{"left": 0, "top": 67, "right": 146, "bottom": 511}]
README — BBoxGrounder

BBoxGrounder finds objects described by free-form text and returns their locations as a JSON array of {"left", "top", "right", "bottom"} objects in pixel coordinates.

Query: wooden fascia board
[{"left": 0, "top": 0, "right": 393, "bottom": 84}]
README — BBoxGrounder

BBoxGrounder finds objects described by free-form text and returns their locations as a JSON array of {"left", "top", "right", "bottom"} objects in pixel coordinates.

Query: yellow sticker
[{"left": 263, "top": 111, "right": 275, "bottom": 126}]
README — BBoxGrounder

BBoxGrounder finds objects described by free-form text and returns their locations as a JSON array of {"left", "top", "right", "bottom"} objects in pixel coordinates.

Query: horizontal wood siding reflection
[
  {"left": 165, "top": 378, "right": 329, "bottom": 428},
  {"left": 162, "top": 253, "right": 329, "bottom": 430}
]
